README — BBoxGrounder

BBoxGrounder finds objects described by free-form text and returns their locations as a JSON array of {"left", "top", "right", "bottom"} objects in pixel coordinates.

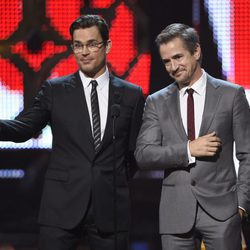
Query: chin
[
  {"left": 175, "top": 77, "right": 185, "bottom": 84},
  {"left": 81, "top": 67, "right": 94, "bottom": 73},
  {"left": 81, "top": 69, "right": 96, "bottom": 77}
]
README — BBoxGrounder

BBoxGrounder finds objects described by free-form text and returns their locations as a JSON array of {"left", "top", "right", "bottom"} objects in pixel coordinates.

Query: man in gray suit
[{"left": 135, "top": 23, "right": 250, "bottom": 250}]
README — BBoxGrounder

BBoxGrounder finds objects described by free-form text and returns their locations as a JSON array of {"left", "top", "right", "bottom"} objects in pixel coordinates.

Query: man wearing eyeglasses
[{"left": 0, "top": 15, "right": 144, "bottom": 250}]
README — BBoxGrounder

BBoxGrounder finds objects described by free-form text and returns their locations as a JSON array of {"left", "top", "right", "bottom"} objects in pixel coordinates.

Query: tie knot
[
  {"left": 187, "top": 88, "right": 194, "bottom": 95},
  {"left": 90, "top": 80, "right": 98, "bottom": 88}
]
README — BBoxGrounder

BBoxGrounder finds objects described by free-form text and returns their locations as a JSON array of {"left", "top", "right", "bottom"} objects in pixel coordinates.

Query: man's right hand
[{"left": 189, "top": 131, "right": 222, "bottom": 157}]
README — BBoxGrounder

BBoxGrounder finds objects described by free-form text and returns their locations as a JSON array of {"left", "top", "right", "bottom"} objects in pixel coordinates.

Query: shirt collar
[
  {"left": 79, "top": 67, "right": 110, "bottom": 90},
  {"left": 179, "top": 69, "right": 207, "bottom": 97}
]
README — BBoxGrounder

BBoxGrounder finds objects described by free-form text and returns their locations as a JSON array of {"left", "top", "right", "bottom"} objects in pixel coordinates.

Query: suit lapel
[
  {"left": 166, "top": 83, "right": 187, "bottom": 141},
  {"left": 69, "top": 72, "right": 94, "bottom": 147},
  {"left": 199, "top": 74, "right": 221, "bottom": 136},
  {"left": 96, "top": 74, "right": 124, "bottom": 155}
]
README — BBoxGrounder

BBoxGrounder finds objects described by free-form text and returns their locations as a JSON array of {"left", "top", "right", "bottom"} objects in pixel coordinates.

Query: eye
[
  {"left": 73, "top": 43, "right": 81, "bottom": 49},
  {"left": 162, "top": 59, "right": 170, "bottom": 65},
  {"left": 175, "top": 54, "right": 183, "bottom": 60},
  {"left": 88, "top": 42, "right": 98, "bottom": 48}
]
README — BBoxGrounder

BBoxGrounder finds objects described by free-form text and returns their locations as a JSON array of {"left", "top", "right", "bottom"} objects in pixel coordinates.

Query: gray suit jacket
[{"left": 135, "top": 74, "right": 250, "bottom": 234}]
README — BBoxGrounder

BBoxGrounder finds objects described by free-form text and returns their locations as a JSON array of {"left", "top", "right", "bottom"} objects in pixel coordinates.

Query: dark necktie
[
  {"left": 187, "top": 88, "right": 195, "bottom": 140},
  {"left": 90, "top": 80, "right": 101, "bottom": 152}
]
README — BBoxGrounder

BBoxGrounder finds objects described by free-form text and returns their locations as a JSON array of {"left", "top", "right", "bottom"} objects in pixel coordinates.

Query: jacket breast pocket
[{"left": 45, "top": 168, "right": 69, "bottom": 182}]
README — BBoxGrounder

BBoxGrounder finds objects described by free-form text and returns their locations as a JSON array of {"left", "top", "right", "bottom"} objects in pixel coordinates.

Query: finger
[
  {"left": 203, "top": 131, "right": 216, "bottom": 138},
  {"left": 203, "top": 150, "right": 217, "bottom": 156},
  {"left": 206, "top": 146, "right": 219, "bottom": 153},
  {"left": 206, "top": 146, "right": 220, "bottom": 153},
  {"left": 207, "top": 137, "right": 222, "bottom": 144},
  {"left": 214, "top": 136, "right": 222, "bottom": 142},
  {"left": 208, "top": 141, "right": 221, "bottom": 147}
]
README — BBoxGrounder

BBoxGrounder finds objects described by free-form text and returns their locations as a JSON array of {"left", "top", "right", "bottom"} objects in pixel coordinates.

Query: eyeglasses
[{"left": 71, "top": 41, "right": 106, "bottom": 53}]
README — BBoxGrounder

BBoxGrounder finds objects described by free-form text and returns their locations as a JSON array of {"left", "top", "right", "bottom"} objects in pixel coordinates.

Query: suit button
[{"left": 191, "top": 180, "right": 196, "bottom": 186}]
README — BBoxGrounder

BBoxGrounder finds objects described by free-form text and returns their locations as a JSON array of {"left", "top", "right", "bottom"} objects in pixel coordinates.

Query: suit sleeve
[
  {"left": 233, "top": 87, "right": 250, "bottom": 212},
  {"left": 135, "top": 95, "right": 189, "bottom": 170},
  {"left": 128, "top": 87, "right": 145, "bottom": 152},
  {"left": 126, "top": 87, "right": 145, "bottom": 178},
  {"left": 0, "top": 81, "right": 52, "bottom": 142}
]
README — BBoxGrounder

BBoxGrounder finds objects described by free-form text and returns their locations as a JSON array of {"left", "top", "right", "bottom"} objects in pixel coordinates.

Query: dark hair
[
  {"left": 155, "top": 23, "right": 200, "bottom": 55},
  {"left": 69, "top": 15, "right": 109, "bottom": 42}
]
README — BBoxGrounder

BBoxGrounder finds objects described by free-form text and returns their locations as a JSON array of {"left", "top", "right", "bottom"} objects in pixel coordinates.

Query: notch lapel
[
  {"left": 199, "top": 75, "right": 221, "bottom": 136},
  {"left": 69, "top": 72, "right": 94, "bottom": 150},
  {"left": 166, "top": 83, "right": 187, "bottom": 141},
  {"left": 96, "top": 75, "right": 124, "bottom": 155}
]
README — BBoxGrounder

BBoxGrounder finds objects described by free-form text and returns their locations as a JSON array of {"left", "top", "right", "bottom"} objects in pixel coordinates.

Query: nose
[
  {"left": 81, "top": 45, "right": 90, "bottom": 55},
  {"left": 170, "top": 60, "right": 178, "bottom": 72}
]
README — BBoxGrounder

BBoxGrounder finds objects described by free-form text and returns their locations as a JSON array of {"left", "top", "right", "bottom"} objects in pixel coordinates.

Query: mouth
[
  {"left": 80, "top": 58, "right": 93, "bottom": 64},
  {"left": 173, "top": 70, "right": 184, "bottom": 77}
]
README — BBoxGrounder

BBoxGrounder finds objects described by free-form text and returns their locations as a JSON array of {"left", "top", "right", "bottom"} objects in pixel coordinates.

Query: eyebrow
[
  {"left": 162, "top": 53, "right": 183, "bottom": 63},
  {"left": 172, "top": 53, "right": 183, "bottom": 59},
  {"left": 73, "top": 39, "right": 99, "bottom": 44},
  {"left": 162, "top": 58, "right": 169, "bottom": 64}
]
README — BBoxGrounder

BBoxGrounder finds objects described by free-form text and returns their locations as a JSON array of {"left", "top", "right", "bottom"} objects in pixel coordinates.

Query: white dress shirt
[
  {"left": 79, "top": 68, "right": 109, "bottom": 140},
  {"left": 179, "top": 69, "right": 207, "bottom": 163}
]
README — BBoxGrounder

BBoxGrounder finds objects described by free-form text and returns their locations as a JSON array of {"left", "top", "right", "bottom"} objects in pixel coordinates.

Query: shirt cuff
[
  {"left": 238, "top": 206, "right": 248, "bottom": 218},
  {"left": 187, "top": 141, "right": 195, "bottom": 164},
  {"left": 239, "top": 206, "right": 246, "bottom": 212}
]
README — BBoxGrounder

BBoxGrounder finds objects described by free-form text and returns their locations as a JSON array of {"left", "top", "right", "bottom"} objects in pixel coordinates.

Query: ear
[
  {"left": 194, "top": 43, "right": 201, "bottom": 61},
  {"left": 105, "top": 40, "right": 112, "bottom": 54}
]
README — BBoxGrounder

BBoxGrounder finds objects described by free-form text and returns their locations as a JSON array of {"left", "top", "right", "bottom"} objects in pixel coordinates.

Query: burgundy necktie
[{"left": 187, "top": 88, "right": 195, "bottom": 140}]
